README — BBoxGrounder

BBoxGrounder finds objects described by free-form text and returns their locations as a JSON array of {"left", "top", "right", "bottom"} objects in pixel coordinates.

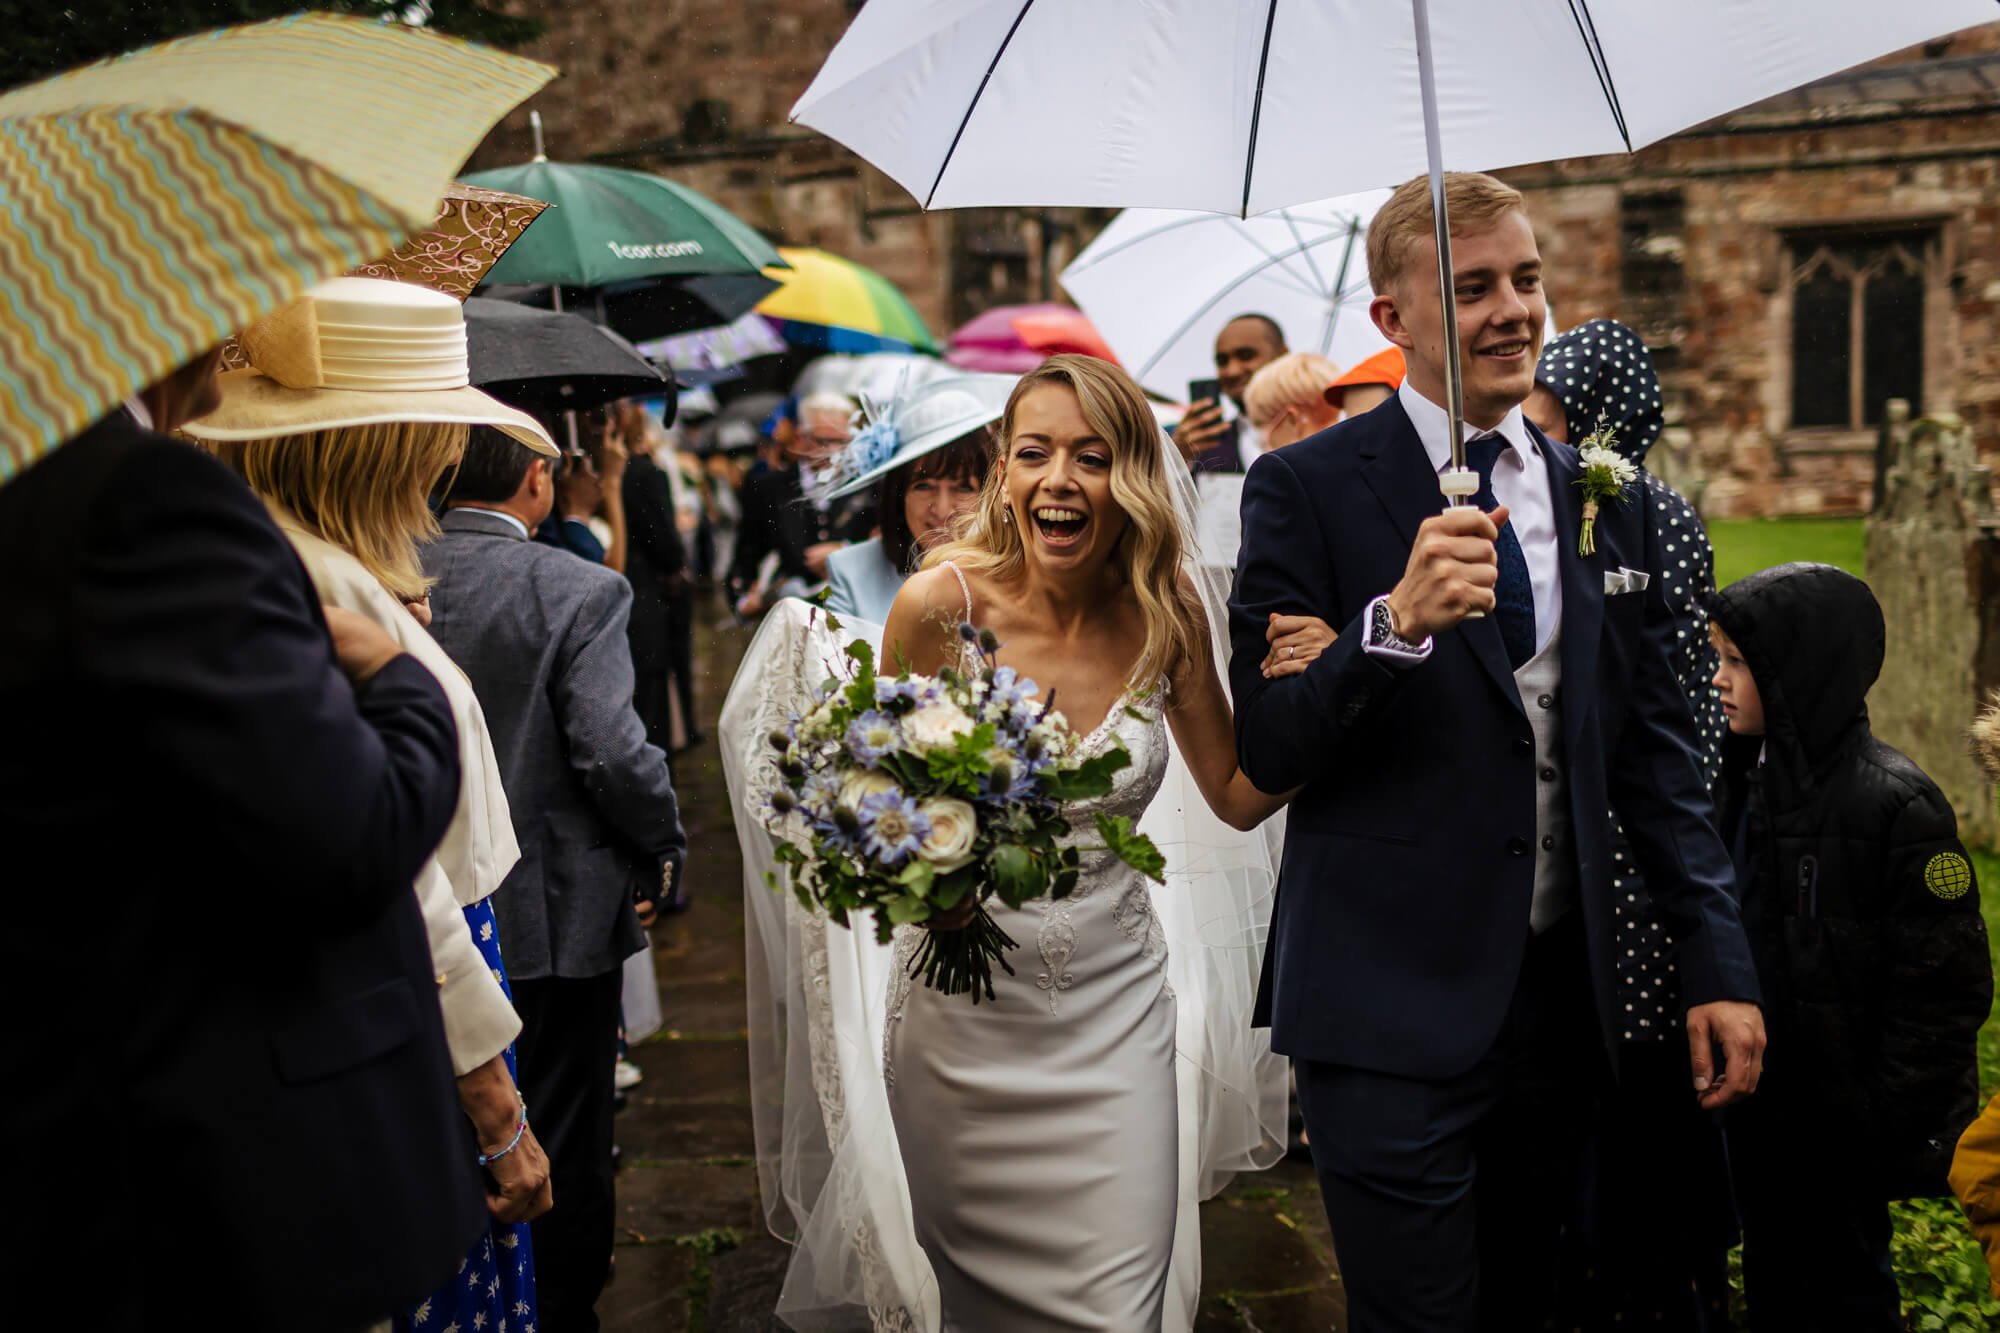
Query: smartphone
[{"left": 1188, "top": 377, "right": 1222, "bottom": 408}]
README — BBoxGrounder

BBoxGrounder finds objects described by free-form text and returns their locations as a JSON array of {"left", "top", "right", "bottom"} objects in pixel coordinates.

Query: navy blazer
[
  {"left": 0, "top": 416, "right": 481, "bottom": 1327},
  {"left": 1228, "top": 398, "right": 1758, "bottom": 1079}
]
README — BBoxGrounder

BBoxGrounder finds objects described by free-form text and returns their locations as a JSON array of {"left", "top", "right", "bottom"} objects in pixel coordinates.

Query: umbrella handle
[{"left": 1438, "top": 466, "right": 1485, "bottom": 617}]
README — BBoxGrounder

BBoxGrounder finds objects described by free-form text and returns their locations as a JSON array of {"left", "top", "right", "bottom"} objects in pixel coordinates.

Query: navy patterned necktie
[{"left": 1462, "top": 432, "right": 1537, "bottom": 669}]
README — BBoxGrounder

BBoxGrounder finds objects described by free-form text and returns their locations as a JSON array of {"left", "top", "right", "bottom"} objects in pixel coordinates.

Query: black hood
[{"left": 1710, "top": 562, "right": 1882, "bottom": 784}]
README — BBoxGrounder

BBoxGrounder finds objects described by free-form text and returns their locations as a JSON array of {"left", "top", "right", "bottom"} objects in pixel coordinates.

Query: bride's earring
[{"left": 1002, "top": 507, "right": 1013, "bottom": 524}]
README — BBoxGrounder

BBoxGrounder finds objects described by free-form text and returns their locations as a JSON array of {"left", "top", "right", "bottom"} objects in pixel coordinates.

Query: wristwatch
[{"left": 1363, "top": 594, "right": 1432, "bottom": 663}]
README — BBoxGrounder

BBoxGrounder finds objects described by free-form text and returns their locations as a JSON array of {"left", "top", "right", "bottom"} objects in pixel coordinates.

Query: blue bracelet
[{"left": 477, "top": 1098, "right": 528, "bottom": 1167}]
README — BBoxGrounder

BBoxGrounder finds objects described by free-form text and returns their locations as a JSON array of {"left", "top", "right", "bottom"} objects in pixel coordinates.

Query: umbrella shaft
[{"left": 1411, "top": 0, "right": 1469, "bottom": 500}]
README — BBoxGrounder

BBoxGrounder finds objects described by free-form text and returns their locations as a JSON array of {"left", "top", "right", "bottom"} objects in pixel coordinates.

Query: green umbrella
[{"left": 464, "top": 157, "right": 785, "bottom": 289}]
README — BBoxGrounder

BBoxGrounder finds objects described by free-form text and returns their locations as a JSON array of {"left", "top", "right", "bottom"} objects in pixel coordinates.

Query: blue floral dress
[{"left": 397, "top": 898, "right": 538, "bottom": 1333}]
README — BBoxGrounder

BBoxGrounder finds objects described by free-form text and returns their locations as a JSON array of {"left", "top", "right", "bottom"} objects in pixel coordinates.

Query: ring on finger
[{"left": 1284, "top": 645, "right": 1294, "bottom": 659}]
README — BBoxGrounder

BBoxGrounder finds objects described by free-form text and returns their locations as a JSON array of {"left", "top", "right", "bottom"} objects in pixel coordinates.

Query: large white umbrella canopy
[
  {"left": 1061, "top": 189, "right": 1394, "bottom": 400},
  {"left": 794, "top": 0, "right": 1997, "bottom": 217}
]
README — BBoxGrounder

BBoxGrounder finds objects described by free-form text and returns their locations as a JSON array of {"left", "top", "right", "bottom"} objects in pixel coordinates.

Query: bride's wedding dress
[
  {"left": 723, "top": 438, "right": 1283, "bottom": 1332},
  {"left": 884, "top": 582, "right": 1179, "bottom": 1328}
]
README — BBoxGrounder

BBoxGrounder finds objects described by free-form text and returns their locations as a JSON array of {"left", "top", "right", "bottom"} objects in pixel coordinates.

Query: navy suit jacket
[
  {"left": 0, "top": 415, "right": 480, "bottom": 1326},
  {"left": 1228, "top": 398, "right": 1758, "bottom": 1079}
]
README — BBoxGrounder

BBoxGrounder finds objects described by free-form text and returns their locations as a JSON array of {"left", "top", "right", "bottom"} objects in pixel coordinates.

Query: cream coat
[{"left": 273, "top": 506, "right": 522, "bottom": 1074}]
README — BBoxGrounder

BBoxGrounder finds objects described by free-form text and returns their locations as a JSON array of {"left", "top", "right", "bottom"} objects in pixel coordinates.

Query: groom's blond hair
[{"left": 1367, "top": 172, "right": 1526, "bottom": 296}]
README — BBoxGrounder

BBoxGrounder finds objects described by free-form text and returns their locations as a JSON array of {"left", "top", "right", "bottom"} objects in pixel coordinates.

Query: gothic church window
[{"left": 1785, "top": 230, "right": 1935, "bottom": 430}]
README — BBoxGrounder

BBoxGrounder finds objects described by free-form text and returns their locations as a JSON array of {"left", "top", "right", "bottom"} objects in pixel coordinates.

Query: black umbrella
[
  {"left": 465, "top": 297, "right": 674, "bottom": 420},
  {"left": 479, "top": 272, "right": 780, "bottom": 343}
]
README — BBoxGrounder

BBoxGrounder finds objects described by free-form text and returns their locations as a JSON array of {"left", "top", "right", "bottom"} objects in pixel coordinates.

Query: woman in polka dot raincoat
[{"left": 1525, "top": 319, "right": 1738, "bottom": 1328}]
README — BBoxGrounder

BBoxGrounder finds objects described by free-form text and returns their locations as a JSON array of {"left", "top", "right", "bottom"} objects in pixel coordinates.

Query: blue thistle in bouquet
[{"left": 763, "top": 618, "right": 1165, "bottom": 1003}]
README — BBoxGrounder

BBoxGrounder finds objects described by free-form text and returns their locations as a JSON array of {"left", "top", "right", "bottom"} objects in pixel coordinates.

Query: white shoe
[{"left": 614, "top": 1058, "right": 644, "bottom": 1091}]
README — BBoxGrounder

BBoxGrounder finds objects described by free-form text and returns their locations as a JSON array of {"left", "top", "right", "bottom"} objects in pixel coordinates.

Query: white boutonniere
[{"left": 1574, "top": 416, "right": 1639, "bottom": 557}]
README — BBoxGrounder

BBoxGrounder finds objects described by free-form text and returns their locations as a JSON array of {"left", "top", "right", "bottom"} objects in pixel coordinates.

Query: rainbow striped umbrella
[
  {"left": 0, "top": 14, "right": 553, "bottom": 481},
  {"left": 755, "top": 247, "right": 940, "bottom": 355}
]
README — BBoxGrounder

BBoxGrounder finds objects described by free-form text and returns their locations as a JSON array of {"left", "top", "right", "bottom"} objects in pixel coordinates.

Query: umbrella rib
[
  {"left": 1136, "top": 231, "right": 1372, "bottom": 381},
  {"left": 1278, "top": 210, "right": 1334, "bottom": 299},
  {"left": 1565, "top": 0, "right": 1632, "bottom": 151},
  {"left": 1239, "top": 0, "right": 1281, "bottom": 219},
  {"left": 1317, "top": 229, "right": 1362, "bottom": 358},
  {"left": 924, "top": 0, "right": 1037, "bottom": 211},
  {"left": 1066, "top": 213, "right": 1240, "bottom": 273}
]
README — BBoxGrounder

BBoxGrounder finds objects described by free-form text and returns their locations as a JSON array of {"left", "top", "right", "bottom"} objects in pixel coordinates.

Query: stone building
[
  {"left": 471, "top": 0, "right": 1107, "bottom": 340},
  {"left": 478, "top": 7, "right": 2000, "bottom": 516},
  {"left": 1499, "top": 25, "right": 2000, "bottom": 516}
]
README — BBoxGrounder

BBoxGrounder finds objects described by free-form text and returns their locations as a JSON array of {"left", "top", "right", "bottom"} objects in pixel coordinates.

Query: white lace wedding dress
[{"left": 883, "top": 594, "right": 1179, "bottom": 1329}]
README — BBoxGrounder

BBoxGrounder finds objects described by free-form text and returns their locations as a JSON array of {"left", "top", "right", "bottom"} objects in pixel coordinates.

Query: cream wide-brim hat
[{"left": 184, "top": 276, "right": 558, "bottom": 458}]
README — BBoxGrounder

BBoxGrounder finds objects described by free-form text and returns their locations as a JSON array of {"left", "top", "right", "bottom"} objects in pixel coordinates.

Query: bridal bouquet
[{"left": 762, "top": 618, "right": 1164, "bottom": 1003}]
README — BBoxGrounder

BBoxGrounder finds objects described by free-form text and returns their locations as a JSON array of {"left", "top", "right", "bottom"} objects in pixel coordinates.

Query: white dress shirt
[
  {"left": 457, "top": 505, "right": 532, "bottom": 540},
  {"left": 1396, "top": 380, "right": 1563, "bottom": 652},
  {"left": 1234, "top": 415, "right": 1265, "bottom": 469}
]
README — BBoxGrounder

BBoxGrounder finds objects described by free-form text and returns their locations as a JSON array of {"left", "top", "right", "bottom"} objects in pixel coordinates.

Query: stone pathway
[{"left": 598, "top": 606, "right": 1347, "bottom": 1331}]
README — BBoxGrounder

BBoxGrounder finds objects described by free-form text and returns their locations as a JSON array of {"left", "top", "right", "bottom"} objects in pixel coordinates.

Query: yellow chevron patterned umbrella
[{"left": 0, "top": 13, "right": 553, "bottom": 481}]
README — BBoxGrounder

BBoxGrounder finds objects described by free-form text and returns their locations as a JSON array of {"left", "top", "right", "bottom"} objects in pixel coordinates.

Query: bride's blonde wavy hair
[{"left": 924, "top": 354, "right": 1203, "bottom": 690}]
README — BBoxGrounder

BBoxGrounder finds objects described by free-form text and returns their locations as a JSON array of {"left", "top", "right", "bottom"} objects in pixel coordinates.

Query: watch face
[{"left": 1372, "top": 601, "right": 1396, "bottom": 642}]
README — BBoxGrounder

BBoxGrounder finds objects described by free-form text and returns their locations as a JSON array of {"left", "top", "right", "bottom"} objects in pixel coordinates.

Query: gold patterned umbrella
[
  {"left": 217, "top": 183, "right": 551, "bottom": 370},
  {"left": 0, "top": 13, "right": 553, "bottom": 481}
]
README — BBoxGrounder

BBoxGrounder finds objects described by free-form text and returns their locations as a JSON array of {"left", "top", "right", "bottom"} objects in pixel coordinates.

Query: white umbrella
[
  {"left": 795, "top": 0, "right": 1995, "bottom": 480},
  {"left": 793, "top": 351, "right": 958, "bottom": 404},
  {"left": 1061, "top": 189, "right": 1393, "bottom": 401}
]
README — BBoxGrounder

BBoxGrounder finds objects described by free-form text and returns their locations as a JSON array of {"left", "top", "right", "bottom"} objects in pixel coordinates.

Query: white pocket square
[{"left": 1604, "top": 567, "right": 1651, "bottom": 596}]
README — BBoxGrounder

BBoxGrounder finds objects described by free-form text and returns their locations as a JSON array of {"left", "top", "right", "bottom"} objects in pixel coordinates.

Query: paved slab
[{"left": 599, "top": 606, "right": 1346, "bottom": 1331}]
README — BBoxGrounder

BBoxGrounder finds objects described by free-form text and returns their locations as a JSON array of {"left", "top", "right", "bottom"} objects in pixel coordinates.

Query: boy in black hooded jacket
[{"left": 1710, "top": 562, "right": 1990, "bottom": 1331}]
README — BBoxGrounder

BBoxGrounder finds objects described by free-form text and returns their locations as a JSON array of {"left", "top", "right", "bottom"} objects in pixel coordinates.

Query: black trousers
[
  {"left": 626, "top": 586, "right": 674, "bottom": 761},
  {"left": 513, "top": 970, "right": 623, "bottom": 1333},
  {"left": 1728, "top": 1090, "right": 1899, "bottom": 1332},
  {"left": 1295, "top": 914, "right": 1605, "bottom": 1332},
  {"left": 664, "top": 587, "right": 697, "bottom": 739},
  {"left": 1564, "top": 1040, "right": 1735, "bottom": 1331}
]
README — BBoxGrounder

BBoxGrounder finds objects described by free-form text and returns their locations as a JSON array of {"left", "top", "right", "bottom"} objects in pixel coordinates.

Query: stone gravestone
[{"left": 1865, "top": 400, "right": 2000, "bottom": 847}]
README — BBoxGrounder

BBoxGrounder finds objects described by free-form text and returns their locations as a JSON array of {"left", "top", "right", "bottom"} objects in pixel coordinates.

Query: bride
[{"left": 725, "top": 354, "right": 1332, "bottom": 1331}]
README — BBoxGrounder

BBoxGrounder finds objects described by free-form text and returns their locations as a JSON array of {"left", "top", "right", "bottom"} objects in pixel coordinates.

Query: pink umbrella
[{"left": 945, "top": 302, "right": 1119, "bottom": 373}]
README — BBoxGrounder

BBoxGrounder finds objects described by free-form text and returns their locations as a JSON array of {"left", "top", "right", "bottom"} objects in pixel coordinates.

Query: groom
[{"left": 1228, "top": 172, "right": 1766, "bottom": 1330}]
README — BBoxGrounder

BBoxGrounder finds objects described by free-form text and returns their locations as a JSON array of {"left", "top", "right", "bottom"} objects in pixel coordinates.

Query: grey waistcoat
[{"left": 1516, "top": 623, "right": 1578, "bottom": 934}]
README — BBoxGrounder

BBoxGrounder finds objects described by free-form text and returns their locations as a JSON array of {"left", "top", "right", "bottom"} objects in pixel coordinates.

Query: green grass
[
  {"left": 1706, "top": 516, "right": 1866, "bottom": 589},
  {"left": 1884, "top": 847, "right": 2000, "bottom": 1327}
]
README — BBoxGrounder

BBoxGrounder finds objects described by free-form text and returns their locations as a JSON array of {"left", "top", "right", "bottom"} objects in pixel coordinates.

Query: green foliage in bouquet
[{"left": 763, "top": 616, "right": 1164, "bottom": 1002}]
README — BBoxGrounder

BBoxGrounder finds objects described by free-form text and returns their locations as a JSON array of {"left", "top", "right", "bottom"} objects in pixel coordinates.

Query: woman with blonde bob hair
[
  {"left": 1243, "top": 351, "right": 1344, "bottom": 451},
  {"left": 186, "top": 277, "right": 559, "bottom": 1333},
  {"left": 872, "top": 353, "right": 1333, "bottom": 1330}
]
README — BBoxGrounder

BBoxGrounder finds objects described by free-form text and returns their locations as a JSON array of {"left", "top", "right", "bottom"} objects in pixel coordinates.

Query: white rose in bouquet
[
  {"left": 904, "top": 699, "right": 976, "bottom": 753},
  {"left": 915, "top": 797, "right": 978, "bottom": 872},
  {"left": 839, "top": 768, "right": 901, "bottom": 811},
  {"left": 1030, "top": 709, "right": 1075, "bottom": 760},
  {"left": 798, "top": 697, "right": 841, "bottom": 744}
]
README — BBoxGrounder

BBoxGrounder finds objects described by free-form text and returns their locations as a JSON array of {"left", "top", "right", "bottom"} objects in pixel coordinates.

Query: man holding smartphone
[
  {"left": 1175, "top": 311, "right": 1289, "bottom": 471},
  {"left": 1176, "top": 312, "right": 1289, "bottom": 570}
]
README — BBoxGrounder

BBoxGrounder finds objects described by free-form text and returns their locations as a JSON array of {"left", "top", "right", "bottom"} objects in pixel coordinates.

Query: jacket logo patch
[{"left": 1925, "top": 852, "right": 1973, "bottom": 901}]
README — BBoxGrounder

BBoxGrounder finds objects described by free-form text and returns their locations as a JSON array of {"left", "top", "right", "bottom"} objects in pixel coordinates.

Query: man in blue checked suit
[{"left": 1228, "top": 172, "right": 1766, "bottom": 1332}]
